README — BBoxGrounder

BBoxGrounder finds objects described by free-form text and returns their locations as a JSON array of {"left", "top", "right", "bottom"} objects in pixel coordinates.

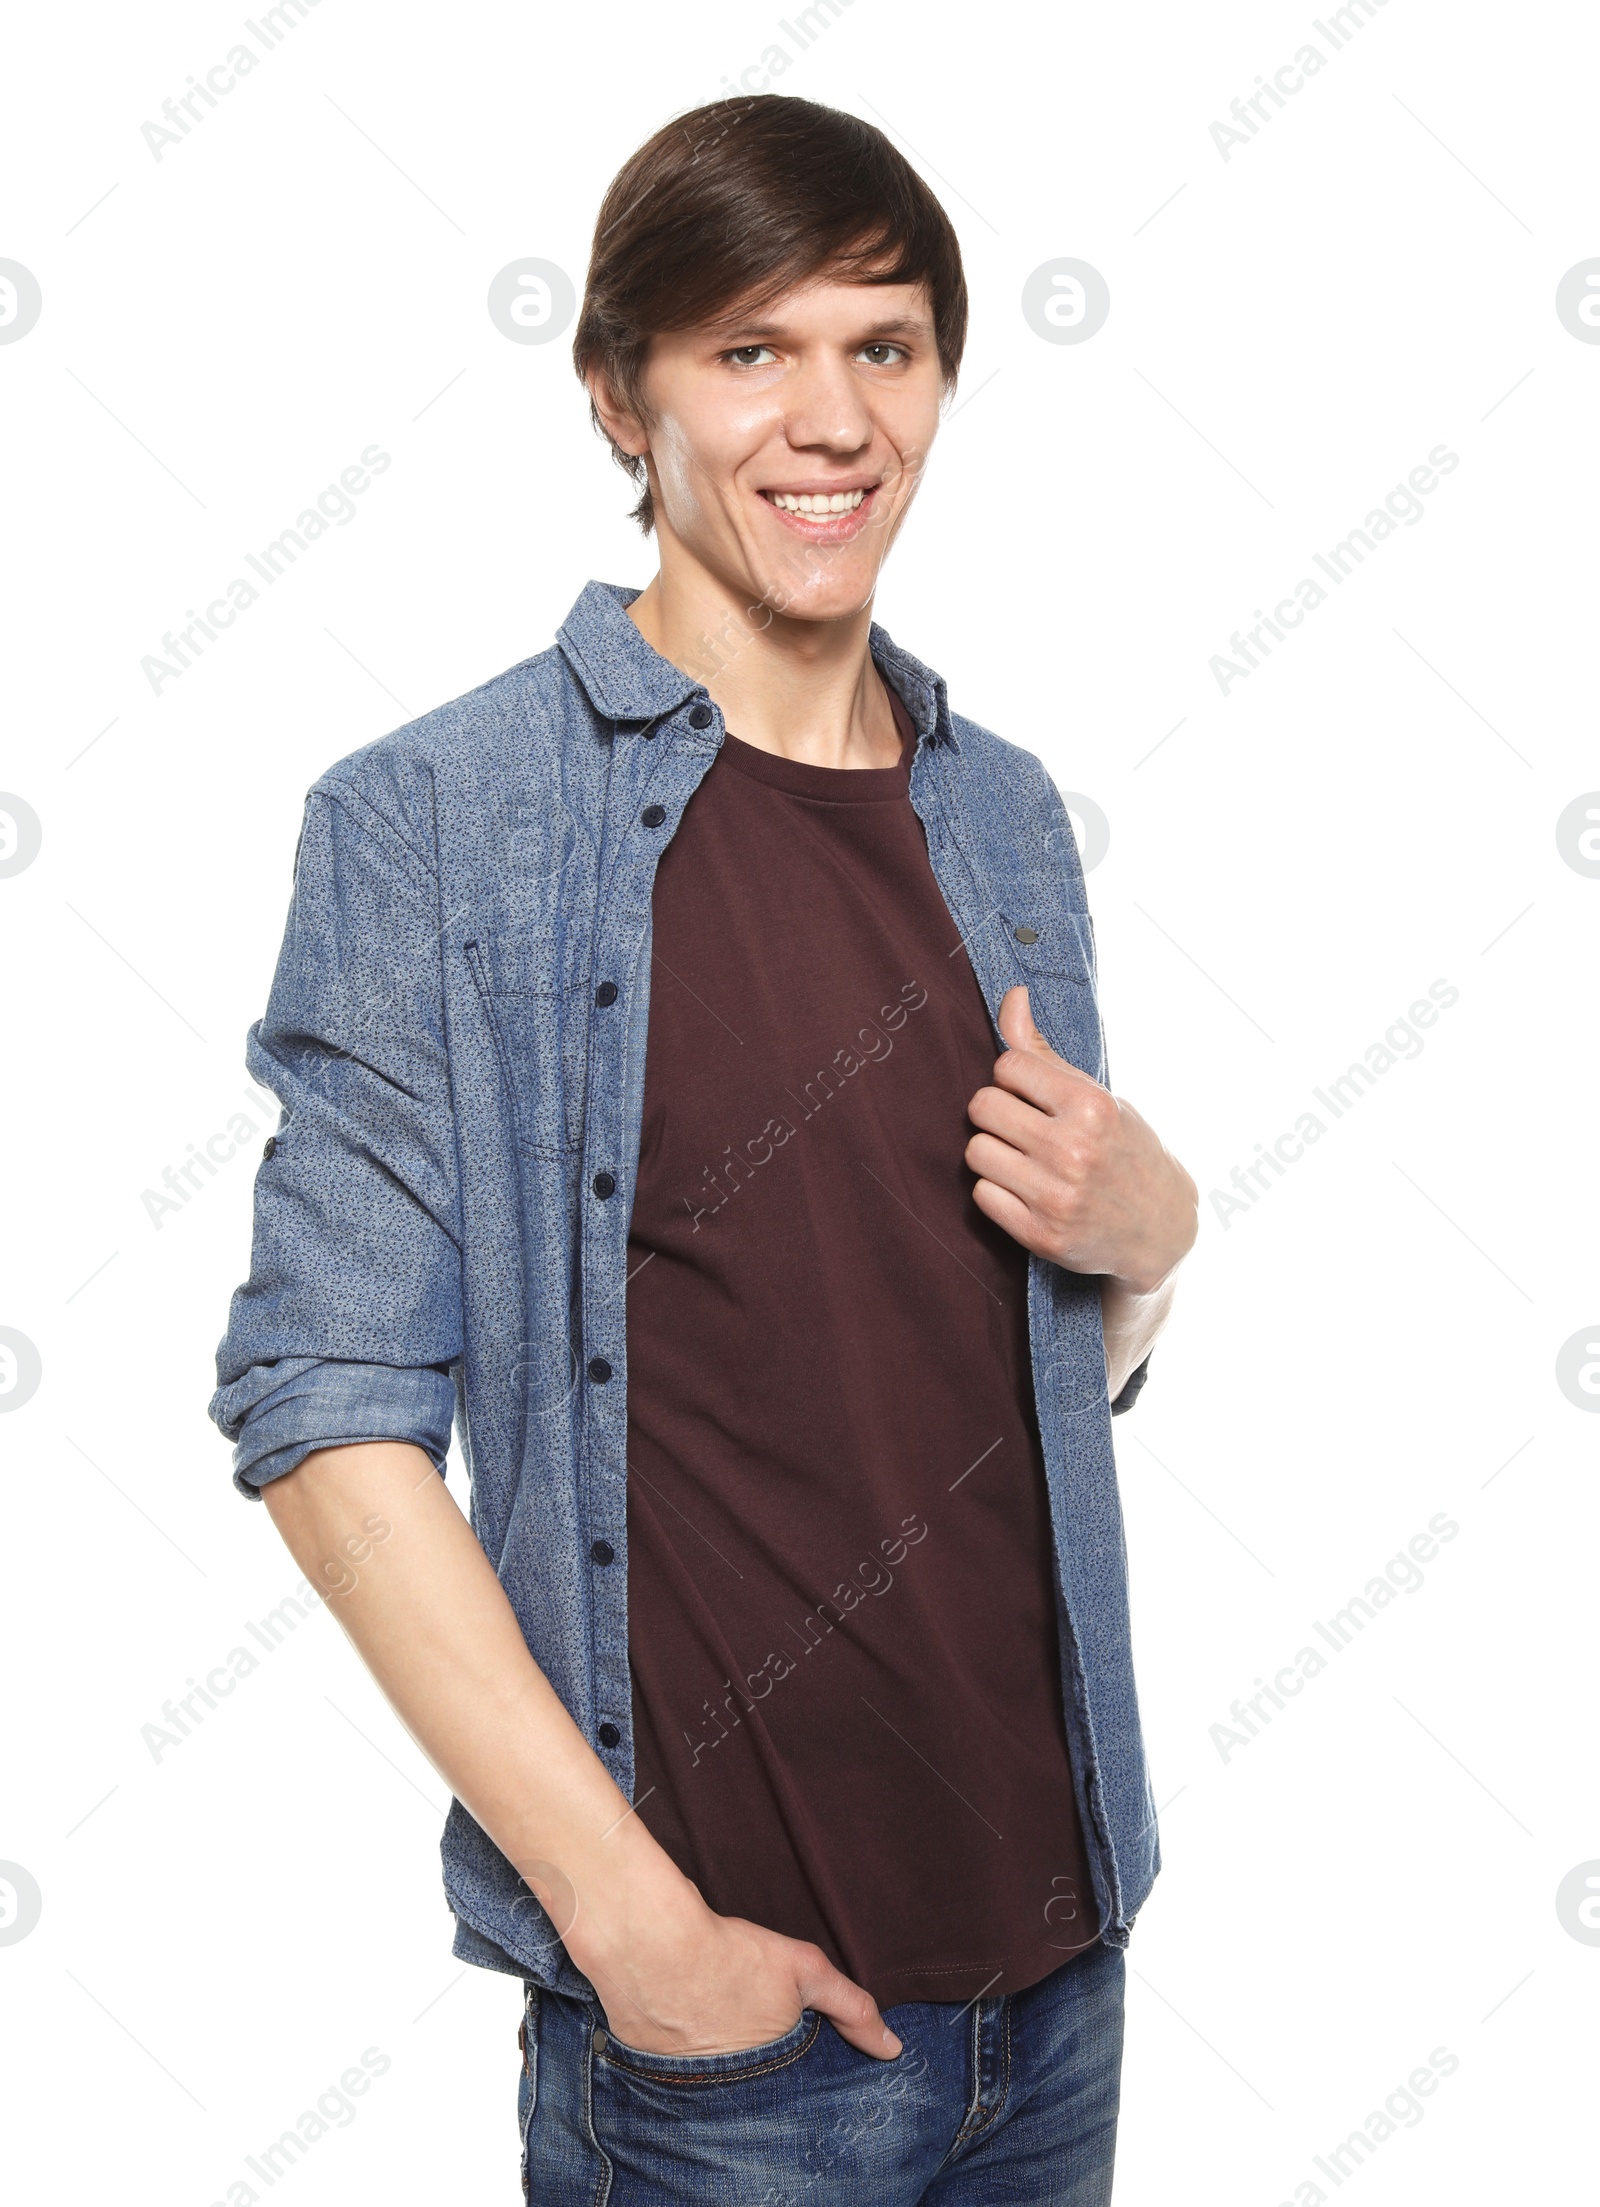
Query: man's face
[{"left": 620, "top": 274, "right": 944, "bottom": 624}]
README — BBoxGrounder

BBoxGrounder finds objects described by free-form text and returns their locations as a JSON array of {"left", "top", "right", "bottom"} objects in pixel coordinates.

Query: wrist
[
  {"left": 558, "top": 1831, "right": 705, "bottom": 1979},
  {"left": 1108, "top": 1165, "right": 1199, "bottom": 1297},
  {"left": 1103, "top": 1255, "right": 1179, "bottom": 1302}
]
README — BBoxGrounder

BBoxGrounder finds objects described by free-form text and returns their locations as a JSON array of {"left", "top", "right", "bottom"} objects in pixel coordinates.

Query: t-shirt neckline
[{"left": 715, "top": 686, "right": 915, "bottom": 803}]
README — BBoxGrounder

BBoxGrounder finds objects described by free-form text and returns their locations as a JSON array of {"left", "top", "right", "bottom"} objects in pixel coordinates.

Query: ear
[{"left": 585, "top": 368, "right": 650, "bottom": 458}]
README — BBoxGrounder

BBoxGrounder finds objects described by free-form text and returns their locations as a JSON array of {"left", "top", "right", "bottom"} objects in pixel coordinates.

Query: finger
[
  {"left": 964, "top": 1127, "right": 1057, "bottom": 1210},
  {"left": 995, "top": 985, "right": 1054, "bottom": 1058},
  {"left": 971, "top": 1174, "right": 1050, "bottom": 1257},
  {"left": 793, "top": 1950, "right": 902, "bottom": 2059},
  {"left": 992, "top": 1043, "right": 1105, "bottom": 1116},
  {"left": 966, "top": 1081, "right": 1048, "bottom": 1151}
]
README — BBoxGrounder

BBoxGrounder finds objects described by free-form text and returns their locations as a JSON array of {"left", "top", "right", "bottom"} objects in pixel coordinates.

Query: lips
[
  {"left": 766, "top": 486, "right": 869, "bottom": 516},
  {"left": 757, "top": 483, "right": 881, "bottom": 541}
]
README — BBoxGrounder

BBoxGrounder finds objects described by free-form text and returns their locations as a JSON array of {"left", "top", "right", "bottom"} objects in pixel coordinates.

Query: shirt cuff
[
  {"left": 209, "top": 1356, "right": 458, "bottom": 1499},
  {"left": 1110, "top": 1354, "right": 1151, "bottom": 1416}
]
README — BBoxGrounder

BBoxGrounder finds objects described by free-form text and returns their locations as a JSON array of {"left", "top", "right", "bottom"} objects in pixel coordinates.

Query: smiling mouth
[{"left": 757, "top": 484, "right": 880, "bottom": 536}]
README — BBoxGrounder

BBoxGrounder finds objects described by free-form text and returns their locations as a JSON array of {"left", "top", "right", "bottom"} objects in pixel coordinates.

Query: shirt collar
[
  {"left": 555, "top": 579, "right": 960, "bottom": 754},
  {"left": 555, "top": 581, "right": 698, "bottom": 723}
]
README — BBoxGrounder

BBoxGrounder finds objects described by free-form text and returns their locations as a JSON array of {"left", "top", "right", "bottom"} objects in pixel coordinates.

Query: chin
[{"left": 748, "top": 562, "right": 883, "bottom": 626}]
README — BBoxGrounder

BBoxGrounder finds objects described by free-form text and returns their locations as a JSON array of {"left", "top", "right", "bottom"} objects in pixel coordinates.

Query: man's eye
[
  {"left": 727, "top": 345, "right": 776, "bottom": 366},
  {"left": 859, "top": 344, "right": 907, "bottom": 366}
]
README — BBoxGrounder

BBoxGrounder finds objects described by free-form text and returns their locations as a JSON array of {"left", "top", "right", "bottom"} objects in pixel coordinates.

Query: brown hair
[{"left": 573, "top": 95, "right": 968, "bottom": 533}]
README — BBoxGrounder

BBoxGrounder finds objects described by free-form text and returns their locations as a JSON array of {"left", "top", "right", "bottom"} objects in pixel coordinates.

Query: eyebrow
[{"left": 708, "top": 311, "right": 935, "bottom": 343}]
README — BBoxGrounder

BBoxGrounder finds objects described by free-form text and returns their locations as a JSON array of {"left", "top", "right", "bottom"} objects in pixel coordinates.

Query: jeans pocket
[
  {"left": 597, "top": 2008, "right": 821, "bottom": 2086},
  {"left": 588, "top": 2012, "right": 926, "bottom": 2198}
]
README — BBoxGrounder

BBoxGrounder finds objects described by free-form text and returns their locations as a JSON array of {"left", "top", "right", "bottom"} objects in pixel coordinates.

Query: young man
[{"left": 211, "top": 95, "right": 1197, "bottom": 2204}]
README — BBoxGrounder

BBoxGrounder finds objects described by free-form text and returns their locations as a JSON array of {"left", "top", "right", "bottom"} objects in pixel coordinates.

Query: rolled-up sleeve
[
  {"left": 208, "top": 763, "right": 465, "bottom": 1500},
  {"left": 1110, "top": 1354, "right": 1150, "bottom": 1415},
  {"left": 213, "top": 1355, "right": 459, "bottom": 1497}
]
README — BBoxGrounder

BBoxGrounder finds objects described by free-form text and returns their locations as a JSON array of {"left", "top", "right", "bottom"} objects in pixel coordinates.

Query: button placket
[
  {"left": 579, "top": 841, "right": 641, "bottom": 1775},
  {"left": 579, "top": 724, "right": 725, "bottom": 1792}
]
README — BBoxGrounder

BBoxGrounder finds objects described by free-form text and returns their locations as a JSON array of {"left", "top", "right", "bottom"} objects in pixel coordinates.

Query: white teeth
[{"left": 769, "top": 489, "right": 867, "bottom": 515}]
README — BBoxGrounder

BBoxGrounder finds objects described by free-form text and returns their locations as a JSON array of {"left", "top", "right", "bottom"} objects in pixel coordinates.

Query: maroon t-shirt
[{"left": 623, "top": 687, "right": 1100, "bottom": 2007}]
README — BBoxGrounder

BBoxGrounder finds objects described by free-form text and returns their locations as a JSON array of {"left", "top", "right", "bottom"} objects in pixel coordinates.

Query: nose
[{"left": 780, "top": 350, "right": 875, "bottom": 457}]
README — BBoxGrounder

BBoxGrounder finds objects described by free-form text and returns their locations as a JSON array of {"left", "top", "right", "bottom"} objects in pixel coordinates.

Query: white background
[{"left": 1, "top": 1, "right": 1594, "bottom": 2200}]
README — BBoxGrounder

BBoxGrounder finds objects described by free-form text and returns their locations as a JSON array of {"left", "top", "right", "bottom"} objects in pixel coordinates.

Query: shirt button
[
  {"left": 640, "top": 803, "right": 667, "bottom": 828},
  {"left": 587, "top": 1356, "right": 612, "bottom": 1383},
  {"left": 592, "top": 1171, "right": 616, "bottom": 1199},
  {"left": 687, "top": 703, "right": 713, "bottom": 729},
  {"left": 1014, "top": 925, "right": 1039, "bottom": 943},
  {"left": 590, "top": 1539, "right": 614, "bottom": 1565},
  {"left": 261, "top": 1136, "right": 277, "bottom": 1160},
  {"left": 597, "top": 1721, "right": 621, "bottom": 1748},
  {"left": 594, "top": 980, "right": 618, "bottom": 1007}
]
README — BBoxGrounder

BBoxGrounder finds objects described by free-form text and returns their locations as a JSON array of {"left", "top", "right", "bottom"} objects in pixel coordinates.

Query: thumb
[
  {"left": 794, "top": 1951, "right": 902, "bottom": 2061},
  {"left": 997, "top": 983, "right": 1052, "bottom": 1057}
]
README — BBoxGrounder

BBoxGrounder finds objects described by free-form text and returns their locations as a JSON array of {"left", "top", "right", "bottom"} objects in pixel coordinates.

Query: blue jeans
[{"left": 517, "top": 1941, "right": 1125, "bottom": 2204}]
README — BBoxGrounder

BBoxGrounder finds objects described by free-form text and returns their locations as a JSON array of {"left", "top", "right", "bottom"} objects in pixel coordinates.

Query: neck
[{"left": 625, "top": 557, "right": 901, "bottom": 771}]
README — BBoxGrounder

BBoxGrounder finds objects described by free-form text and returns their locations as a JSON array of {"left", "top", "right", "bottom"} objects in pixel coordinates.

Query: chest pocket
[
  {"left": 997, "top": 908, "right": 1104, "bottom": 1078},
  {"left": 464, "top": 926, "right": 588, "bottom": 1158},
  {"left": 1000, "top": 907, "right": 1096, "bottom": 984}
]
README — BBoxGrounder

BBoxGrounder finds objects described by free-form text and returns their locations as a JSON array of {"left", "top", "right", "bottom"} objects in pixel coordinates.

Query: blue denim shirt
[{"left": 210, "top": 580, "right": 1160, "bottom": 1992}]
